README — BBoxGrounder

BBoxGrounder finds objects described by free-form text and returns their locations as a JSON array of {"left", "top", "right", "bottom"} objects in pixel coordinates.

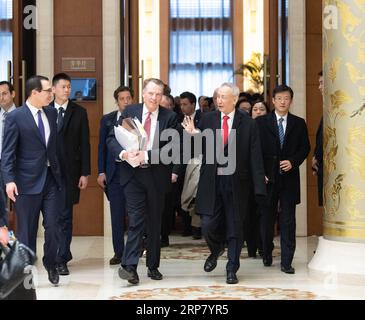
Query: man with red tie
[
  {"left": 107, "top": 78, "right": 178, "bottom": 285},
  {"left": 183, "top": 83, "right": 266, "bottom": 284}
]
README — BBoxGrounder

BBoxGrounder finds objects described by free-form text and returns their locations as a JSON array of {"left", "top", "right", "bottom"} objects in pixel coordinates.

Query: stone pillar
[{"left": 308, "top": 0, "right": 365, "bottom": 285}]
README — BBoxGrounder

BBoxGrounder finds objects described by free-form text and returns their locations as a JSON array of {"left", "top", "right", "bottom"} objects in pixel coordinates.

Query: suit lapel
[
  {"left": 63, "top": 100, "right": 74, "bottom": 130},
  {"left": 135, "top": 104, "right": 143, "bottom": 123},
  {"left": 43, "top": 107, "right": 54, "bottom": 147},
  {"left": 153, "top": 106, "right": 166, "bottom": 149},
  {"left": 284, "top": 113, "right": 295, "bottom": 142},
  {"left": 231, "top": 110, "right": 242, "bottom": 132},
  {"left": 24, "top": 104, "right": 46, "bottom": 147},
  {"left": 268, "top": 111, "right": 282, "bottom": 150}
]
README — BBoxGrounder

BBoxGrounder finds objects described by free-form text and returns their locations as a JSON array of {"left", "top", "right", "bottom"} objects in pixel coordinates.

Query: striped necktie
[{"left": 278, "top": 117, "right": 285, "bottom": 148}]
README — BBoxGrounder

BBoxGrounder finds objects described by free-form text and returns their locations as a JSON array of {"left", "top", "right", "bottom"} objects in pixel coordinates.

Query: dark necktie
[
  {"left": 37, "top": 110, "right": 46, "bottom": 145},
  {"left": 222, "top": 115, "right": 230, "bottom": 146},
  {"left": 278, "top": 117, "right": 285, "bottom": 148},
  {"left": 2, "top": 111, "right": 8, "bottom": 143},
  {"left": 57, "top": 107, "right": 65, "bottom": 132},
  {"left": 144, "top": 112, "right": 152, "bottom": 141}
]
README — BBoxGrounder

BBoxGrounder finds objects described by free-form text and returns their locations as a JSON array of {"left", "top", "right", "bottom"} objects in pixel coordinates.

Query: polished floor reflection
[{"left": 32, "top": 236, "right": 365, "bottom": 300}]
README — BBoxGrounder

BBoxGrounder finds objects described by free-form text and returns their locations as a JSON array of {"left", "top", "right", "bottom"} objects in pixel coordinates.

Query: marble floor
[{"left": 31, "top": 235, "right": 365, "bottom": 300}]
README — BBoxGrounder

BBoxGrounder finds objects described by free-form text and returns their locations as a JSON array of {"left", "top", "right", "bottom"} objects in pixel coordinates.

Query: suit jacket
[
  {"left": 195, "top": 110, "right": 267, "bottom": 229},
  {"left": 256, "top": 111, "right": 310, "bottom": 204},
  {"left": 1, "top": 104, "right": 62, "bottom": 195},
  {"left": 314, "top": 117, "right": 323, "bottom": 170},
  {"left": 314, "top": 116, "right": 323, "bottom": 206},
  {"left": 98, "top": 110, "right": 119, "bottom": 184},
  {"left": 107, "top": 104, "right": 178, "bottom": 193},
  {"left": 48, "top": 100, "right": 91, "bottom": 204},
  {"left": 173, "top": 110, "right": 202, "bottom": 177}
]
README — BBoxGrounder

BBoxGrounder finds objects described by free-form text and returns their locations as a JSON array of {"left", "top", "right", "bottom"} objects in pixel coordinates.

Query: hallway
[{"left": 32, "top": 235, "right": 365, "bottom": 300}]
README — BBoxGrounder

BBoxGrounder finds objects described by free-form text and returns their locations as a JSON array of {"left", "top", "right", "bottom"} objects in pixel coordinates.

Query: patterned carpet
[
  {"left": 111, "top": 285, "right": 321, "bottom": 300},
  {"left": 155, "top": 241, "right": 281, "bottom": 260}
]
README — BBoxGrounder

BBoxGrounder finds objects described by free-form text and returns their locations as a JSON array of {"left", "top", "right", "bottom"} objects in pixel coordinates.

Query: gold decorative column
[
  {"left": 322, "top": 0, "right": 365, "bottom": 242},
  {"left": 309, "top": 0, "right": 365, "bottom": 284}
]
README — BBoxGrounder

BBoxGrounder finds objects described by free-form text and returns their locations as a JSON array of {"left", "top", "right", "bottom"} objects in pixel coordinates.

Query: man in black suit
[
  {"left": 49, "top": 73, "right": 91, "bottom": 276},
  {"left": 1, "top": 75, "right": 63, "bottom": 285},
  {"left": 97, "top": 86, "right": 133, "bottom": 264},
  {"left": 107, "top": 78, "right": 178, "bottom": 285},
  {"left": 256, "top": 85, "right": 310, "bottom": 274},
  {"left": 312, "top": 71, "right": 324, "bottom": 206},
  {"left": 183, "top": 83, "right": 266, "bottom": 284},
  {"left": 175, "top": 91, "right": 202, "bottom": 239}
]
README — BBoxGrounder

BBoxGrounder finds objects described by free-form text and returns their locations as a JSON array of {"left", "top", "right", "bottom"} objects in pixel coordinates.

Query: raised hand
[{"left": 181, "top": 115, "right": 196, "bottom": 134}]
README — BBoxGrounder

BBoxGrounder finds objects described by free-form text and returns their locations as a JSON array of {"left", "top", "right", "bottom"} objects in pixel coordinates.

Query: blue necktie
[
  {"left": 37, "top": 110, "right": 46, "bottom": 145},
  {"left": 278, "top": 117, "right": 285, "bottom": 148}
]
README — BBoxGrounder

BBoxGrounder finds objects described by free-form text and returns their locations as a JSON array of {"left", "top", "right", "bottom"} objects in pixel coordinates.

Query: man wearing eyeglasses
[
  {"left": 256, "top": 85, "right": 310, "bottom": 275},
  {"left": 1, "top": 75, "right": 63, "bottom": 286}
]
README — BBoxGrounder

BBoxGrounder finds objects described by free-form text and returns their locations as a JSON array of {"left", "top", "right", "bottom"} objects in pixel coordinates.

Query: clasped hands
[{"left": 122, "top": 150, "right": 146, "bottom": 167}]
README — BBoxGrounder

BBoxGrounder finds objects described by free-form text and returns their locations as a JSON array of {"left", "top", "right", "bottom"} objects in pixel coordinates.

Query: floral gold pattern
[{"left": 111, "top": 286, "right": 323, "bottom": 300}]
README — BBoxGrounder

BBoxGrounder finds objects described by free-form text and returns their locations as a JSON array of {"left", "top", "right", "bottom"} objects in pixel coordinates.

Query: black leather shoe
[
  {"left": 57, "top": 263, "right": 70, "bottom": 276},
  {"left": 204, "top": 249, "right": 224, "bottom": 272},
  {"left": 281, "top": 265, "right": 295, "bottom": 274},
  {"left": 226, "top": 271, "right": 238, "bottom": 284},
  {"left": 161, "top": 237, "right": 169, "bottom": 248},
  {"left": 118, "top": 266, "right": 139, "bottom": 284},
  {"left": 263, "top": 255, "right": 272, "bottom": 267},
  {"left": 147, "top": 268, "right": 163, "bottom": 280},
  {"left": 192, "top": 227, "right": 202, "bottom": 240},
  {"left": 47, "top": 267, "right": 60, "bottom": 285},
  {"left": 109, "top": 255, "right": 122, "bottom": 265}
]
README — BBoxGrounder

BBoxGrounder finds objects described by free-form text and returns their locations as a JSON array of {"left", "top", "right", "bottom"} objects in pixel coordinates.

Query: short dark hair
[
  {"left": 25, "top": 75, "right": 49, "bottom": 99},
  {"left": 163, "top": 94, "right": 174, "bottom": 105},
  {"left": 0, "top": 81, "right": 15, "bottom": 93},
  {"left": 163, "top": 84, "right": 171, "bottom": 96},
  {"left": 250, "top": 100, "right": 271, "bottom": 116},
  {"left": 273, "top": 84, "right": 294, "bottom": 99},
  {"left": 180, "top": 91, "right": 197, "bottom": 105},
  {"left": 52, "top": 73, "right": 71, "bottom": 86},
  {"left": 113, "top": 86, "right": 134, "bottom": 101},
  {"left": 235, "top": 97, "right": 251, "bottom": 109},
  {"left": 318, "top": 70, "right": 323, "bottom": 77}
]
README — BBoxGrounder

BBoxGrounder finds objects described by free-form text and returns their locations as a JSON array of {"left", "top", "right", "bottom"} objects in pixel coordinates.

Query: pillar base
[{"left": 308, "top": 237, "right": 365, "bottom": 286}]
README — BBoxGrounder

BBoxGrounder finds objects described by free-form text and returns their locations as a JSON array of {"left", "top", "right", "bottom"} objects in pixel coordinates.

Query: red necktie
[
  {"left": 222, "top": 115, "right": 229, "bottom": 146},
  {"left": 144, "top": 112, "right": 152, "bottom": 140}
]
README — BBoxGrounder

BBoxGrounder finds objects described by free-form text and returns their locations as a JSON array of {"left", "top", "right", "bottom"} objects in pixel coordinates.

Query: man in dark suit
[
  {"left": 107, "top": 78, "right": 178, "bottom": 285},
  {"left": 1, "top": 75, "right": 63, "bottom": 285},
  {"left": 312, "top": 71, "right": 324, "bottom": 206},
  {"left": 183, "top": 83, "right": 267, "bottom": 284},
  {"left": 256, "top": 84, "right": 310, "bottom": 274},
  {"left": 0, "top": 81, "right": 17, "bottom": 228},
  {"left": 175, "top": 91, "right": 202, "bottom": 240},
  {"left": 97, "top": 86, "right": 133, "bottom": 265},
  {"left": 48, "top": 73, "right": 91, "bottom": 276}
]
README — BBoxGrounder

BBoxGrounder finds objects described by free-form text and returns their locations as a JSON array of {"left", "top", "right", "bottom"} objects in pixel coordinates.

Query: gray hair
[
  {"left": 142, "top": 78, "right": 165, "bottom": 92},
  {"left": 220, "top": 83, "right": 240, "bottom": 97}
]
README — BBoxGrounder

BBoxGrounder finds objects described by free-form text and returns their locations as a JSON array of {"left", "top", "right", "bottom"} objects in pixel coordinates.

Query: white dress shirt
[
  {"left": 0, "top": 104, "right": 16, "bottom": 158},
  {"left": 119, "top": 105, "right": 159, "bottom": 163},
  {"left": 26, "top": 102, "right": 51, "bottom": 146},
  {"left": 55, "top": 100, "right": 69, "bottom": 114},
  {"left": 221, "top": 109, "right": 236, "bottom": 139},
  {"left": 275, "top": 111, "right": 288, "bottom": 134},
  {"left": 142, "top": 104, "right": 159, "bottom": 151}
]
